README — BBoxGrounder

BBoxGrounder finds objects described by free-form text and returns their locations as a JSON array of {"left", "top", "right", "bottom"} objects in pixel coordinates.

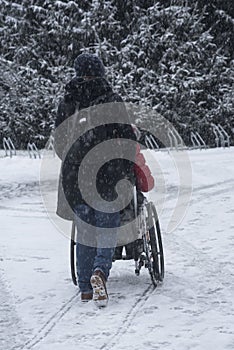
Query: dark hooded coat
[{"left": 54, "top": 77, "right": 136, "bottom": 220}]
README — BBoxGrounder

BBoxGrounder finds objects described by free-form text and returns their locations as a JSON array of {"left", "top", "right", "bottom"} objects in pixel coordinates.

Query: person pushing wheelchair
[{"left": 54, "top": 53, "right": 140, "bottom": 306}]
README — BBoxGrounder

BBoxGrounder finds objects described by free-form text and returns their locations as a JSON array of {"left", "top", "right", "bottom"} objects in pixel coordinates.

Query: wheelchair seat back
[{"left": 117, "top": 191, "right": 145, "bottom": 246}]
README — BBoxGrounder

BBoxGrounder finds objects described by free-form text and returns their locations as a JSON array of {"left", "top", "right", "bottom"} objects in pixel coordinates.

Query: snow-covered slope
[{"left": 0, "top": 148, "right": 234, "bottom": 350}]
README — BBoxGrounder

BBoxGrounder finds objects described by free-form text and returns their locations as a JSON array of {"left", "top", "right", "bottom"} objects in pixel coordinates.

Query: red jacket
[{"left": 134, "top": 144, "right": 154, "bottom": 192}]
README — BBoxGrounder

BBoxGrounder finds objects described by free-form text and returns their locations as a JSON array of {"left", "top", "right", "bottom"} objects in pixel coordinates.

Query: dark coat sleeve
[
  {"left": 55, "top": 90, "right": 78, "bottom": 128},
  {"left": 54, "top": 95, "right": 77, "bottom": 159}
]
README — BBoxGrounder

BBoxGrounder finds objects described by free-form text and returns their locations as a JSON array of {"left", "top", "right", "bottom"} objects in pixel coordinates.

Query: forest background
[{"left": 1, "top": 0, "right": 233, "bottom": 148}]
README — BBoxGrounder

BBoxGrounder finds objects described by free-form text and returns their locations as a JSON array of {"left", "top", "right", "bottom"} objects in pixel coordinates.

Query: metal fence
[
  {"left": 1, "top": 124, "right": 231, "bottom": 158},
  {"left": 190, "top": 132, "right": 207, "bottom": 149},
  {"left": 212, "top": 123, "right": 230, "bottom": 148},
  {"left": 3, "top": 137, "right": 16, "bottom": 157},
  {"left": 27, "top": 142, "right": 41, "bottom": 159},
  {"left": 145, "top": 134, "right": 159, "bottom": 150}
]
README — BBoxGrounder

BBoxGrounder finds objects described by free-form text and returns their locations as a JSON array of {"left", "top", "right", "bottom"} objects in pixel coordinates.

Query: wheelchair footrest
[
  {"left": 122, "top": 254, "right": 134, "bottom": 260},
  {"left": 135, "top": 269, "right": 140, "bottom": 276}
]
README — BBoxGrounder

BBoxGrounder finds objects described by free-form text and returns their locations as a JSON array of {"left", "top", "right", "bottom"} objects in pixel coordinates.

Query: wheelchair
[{"left": 70, "top": 188, "right": 164, "bottom": 287}]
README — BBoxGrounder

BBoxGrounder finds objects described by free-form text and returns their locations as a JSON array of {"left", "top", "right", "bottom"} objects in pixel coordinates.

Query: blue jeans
[{"left": 75, "top": 204, "right": 120, "bottom": 293}]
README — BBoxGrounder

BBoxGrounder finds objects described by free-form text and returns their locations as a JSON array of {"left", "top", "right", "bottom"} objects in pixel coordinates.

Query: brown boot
[
  {"left": 81, "top": 292, "right": 93, "bottom": 302},
  {"left": 90, "top": 269, "right": 108, "bottom": 307}
]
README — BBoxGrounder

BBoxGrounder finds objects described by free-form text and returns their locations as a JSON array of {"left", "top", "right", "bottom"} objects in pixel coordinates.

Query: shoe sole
[
  {"left": 90, "top": 275, "right": 108, "bottom": 307},
  {"left": 81, "top": 297, "right": 93, "bottom": 303},
  {"left": 81, "top": 292, "right": 93, "bottom": 303}
]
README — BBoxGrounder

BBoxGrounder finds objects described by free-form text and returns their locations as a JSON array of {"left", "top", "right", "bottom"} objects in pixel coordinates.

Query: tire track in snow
[
  {"left": 18, "top": 294, "right": 79, "bottom": 350},
  {"left": 100, "top": 284, "right": 156, "bottom": 350},
  {"left": 0, "top": 271, "right": 27, "bottom": 350},
  {"left": 160, "top": 179, "right": 234, "bottom": 227},
  {"left": 164, "top": 237, "right": 234, "bottom": 348},
  {"left": 189, "top": 179, "right": 234, "bottom": 204},
  {"left": 164, "top": 176, "right": 234, "bottom": 346},
  {"left": 166, "top": 178, "right": 234, "bottom": 202},
  {"left": 164, "top": 177, "right": 234, "bottom": 298},
  {"left": 194, "top": 178, "right": 234, "bottom": 192},
  {"left": 0, "top": 182, "right": 40, "bottom": 201},
  {"left": 167, "top": 235, "right": 234, "bottom": 292}
]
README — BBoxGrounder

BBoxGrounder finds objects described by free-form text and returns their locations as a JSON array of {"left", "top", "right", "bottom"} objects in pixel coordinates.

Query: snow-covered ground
[{"left": 0, "top": 148, "right": 234, "bottom": 350}]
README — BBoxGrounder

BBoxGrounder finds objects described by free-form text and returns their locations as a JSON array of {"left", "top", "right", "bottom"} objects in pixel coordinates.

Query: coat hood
[{"left": 64, "top": 77, "right": 113, "bottom": 109}]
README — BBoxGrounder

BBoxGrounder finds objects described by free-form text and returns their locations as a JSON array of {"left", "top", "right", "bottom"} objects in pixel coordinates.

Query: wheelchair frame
[{"left": 70, "top": 191, "right": 164, "bottom": 287}]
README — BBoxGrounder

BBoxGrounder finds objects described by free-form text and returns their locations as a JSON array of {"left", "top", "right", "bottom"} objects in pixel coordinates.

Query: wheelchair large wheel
[
  {"left": 146, "top": 202, "right": 164, "bottom": 286},
  {"left": 70, "top": 221, "right": 77, "bottom": 286}
]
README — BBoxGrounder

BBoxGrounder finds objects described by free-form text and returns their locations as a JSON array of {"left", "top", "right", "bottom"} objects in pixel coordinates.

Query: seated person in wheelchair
[{"left": 114, "top": 144, "right": 154, "bottom": 260}]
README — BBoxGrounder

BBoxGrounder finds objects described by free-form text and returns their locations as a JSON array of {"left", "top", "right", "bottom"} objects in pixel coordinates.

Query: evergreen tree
[{"left": 0, "top": 0, "right": 233, "bottom": 148}]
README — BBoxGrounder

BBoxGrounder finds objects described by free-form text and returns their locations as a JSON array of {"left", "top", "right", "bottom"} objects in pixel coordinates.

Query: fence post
[
  {"left": 190, "top": 132, "right": 199, "bottom": 148},
  {"left": 212, "top": 124, "right": 230, "bottom": 148},
  {"left": 190, "top": 132, "right": 207, "bottom": 149},
  {"left": 172, "top": 128, "right": 184, "bottom": 149},
  {"left": 196, "top": 132, "right": 207, "bottom": 149},
  {"left": 217, "top": 124, "right": 230, "bottom": 148},
  {"left": 27, "top": 142, "right": 41, "bottom": 159},
  {"left": 167, "top": 129, "right": 178, "bottom": 149},
  {"left": 3, "top": 137, "right": 16, "bottom": 157},
  {"left": 145, "top": 134, "right": 159, "bottom": 150},
  {"left": 47, "top": 134, "right": 55, "bottom": 157},
  {"left": 212, "top": 125, "right": 220, "bottom": 147}
]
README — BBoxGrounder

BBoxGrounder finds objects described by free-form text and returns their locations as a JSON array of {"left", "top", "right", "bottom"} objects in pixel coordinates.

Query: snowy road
[{"left": 0, "top": 148, "right": 234, "bottom": 350}]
